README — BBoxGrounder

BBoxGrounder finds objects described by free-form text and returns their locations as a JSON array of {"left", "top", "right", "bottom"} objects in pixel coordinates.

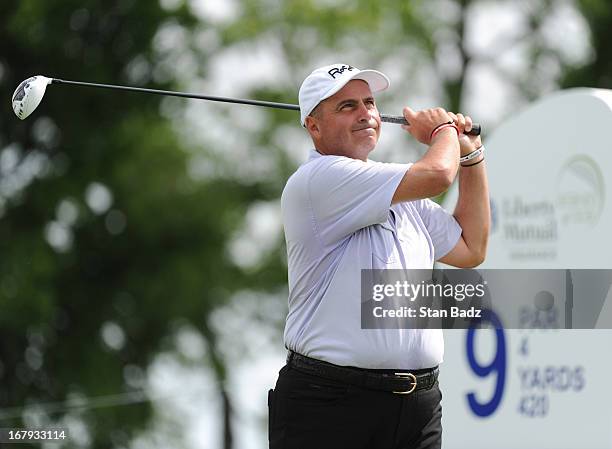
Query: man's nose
[{"left": 356, "top": 101, "right": 371, "bottom": 121}]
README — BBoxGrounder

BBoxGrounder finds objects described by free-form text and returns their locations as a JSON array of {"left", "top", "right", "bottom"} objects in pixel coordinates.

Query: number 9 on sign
[{"left": 465, "top": 310, "right": 506, "bottom": 417}]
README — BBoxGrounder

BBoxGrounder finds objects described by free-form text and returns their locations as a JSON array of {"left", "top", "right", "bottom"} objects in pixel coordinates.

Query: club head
[{"left": 12, "top": 76, "right": 52, "bottom": 120}]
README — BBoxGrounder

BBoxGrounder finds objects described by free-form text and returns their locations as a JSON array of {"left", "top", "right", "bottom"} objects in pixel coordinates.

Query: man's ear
[{"left": 304, "top": 115, "right": 320, "bottom": 137}]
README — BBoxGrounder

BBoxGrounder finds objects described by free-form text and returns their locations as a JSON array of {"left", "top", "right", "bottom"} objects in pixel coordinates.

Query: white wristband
[{"left": 459, "top": 146, "right": 484, "bottom": 163}]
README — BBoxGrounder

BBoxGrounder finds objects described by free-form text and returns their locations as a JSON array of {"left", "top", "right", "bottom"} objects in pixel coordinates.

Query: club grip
[{"left": 380, "top": 114, "right": 482, "bottom": 136}]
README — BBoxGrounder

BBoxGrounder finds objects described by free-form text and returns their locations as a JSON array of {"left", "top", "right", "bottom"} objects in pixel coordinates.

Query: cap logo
[{"left": 328, "top": 65, "right": 354, "bottom": 79}]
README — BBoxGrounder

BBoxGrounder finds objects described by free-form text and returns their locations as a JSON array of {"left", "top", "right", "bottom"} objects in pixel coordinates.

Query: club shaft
[
  {"left": 52, "top": 78, "right": 300, "bottom": 110},
  {"left": 51, "top": 78, "right": 482, "bottom": 135}
]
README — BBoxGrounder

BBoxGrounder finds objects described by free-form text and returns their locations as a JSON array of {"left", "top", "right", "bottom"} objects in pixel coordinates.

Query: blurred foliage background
[{"left": 0, "top": 0, "right": 609, "bottom": 448}]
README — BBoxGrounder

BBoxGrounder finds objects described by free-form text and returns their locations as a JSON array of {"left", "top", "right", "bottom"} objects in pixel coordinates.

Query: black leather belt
[{"left": 287, "top": 351, "right": 439, "bottom": 395}]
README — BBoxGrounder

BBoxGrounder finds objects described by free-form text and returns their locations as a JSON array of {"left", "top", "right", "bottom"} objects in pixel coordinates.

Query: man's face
[{"left": 306, "top": 80, "right": 382, "bottom": 160}]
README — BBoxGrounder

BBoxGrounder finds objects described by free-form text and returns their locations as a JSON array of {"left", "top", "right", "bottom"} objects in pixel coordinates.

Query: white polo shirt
[{"left": 281, "top": 149, "right": 462, "bottom": 369}]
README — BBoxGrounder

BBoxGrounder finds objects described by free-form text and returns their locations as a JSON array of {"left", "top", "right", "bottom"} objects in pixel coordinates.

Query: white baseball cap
[{"left": 298, "top": 63, "right": 390, "bottom": 125}]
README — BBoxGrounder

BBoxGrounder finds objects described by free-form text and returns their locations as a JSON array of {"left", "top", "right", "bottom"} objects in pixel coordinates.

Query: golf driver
[{"left": 12, "top": 76, "right": 482, "bottom": 135}]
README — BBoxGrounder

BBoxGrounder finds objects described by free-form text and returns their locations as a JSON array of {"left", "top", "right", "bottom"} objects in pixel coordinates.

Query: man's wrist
[
  {"left": 460, "top": 146, "right": 479, "bottom": 157},
  {"left": 459, "top": 145, "right": 484, "bottom": 162},
  {"left": 460, "top": 154, "right": 484, "bottom": 167},
  {"left": 430, "top": 124, "right": 458, "bottom": 143}
]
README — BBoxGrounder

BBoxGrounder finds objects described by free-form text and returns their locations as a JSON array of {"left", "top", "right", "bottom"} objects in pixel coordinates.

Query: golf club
[{"left": 12, "top": 76, "right": 482, "bottom": 135}]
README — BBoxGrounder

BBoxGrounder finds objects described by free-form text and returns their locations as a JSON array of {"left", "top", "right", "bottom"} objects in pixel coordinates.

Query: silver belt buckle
[{"left": 393, "top": 372, "right": 417, "bottom": 394}]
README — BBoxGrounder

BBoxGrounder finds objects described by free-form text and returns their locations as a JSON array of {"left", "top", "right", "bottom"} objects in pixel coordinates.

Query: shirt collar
[
  {"left": 309, "top": 148, "right": 324, "bottom": 161},
  {"left": 309, "top": 148, "right": 374, "bottom": 163}
]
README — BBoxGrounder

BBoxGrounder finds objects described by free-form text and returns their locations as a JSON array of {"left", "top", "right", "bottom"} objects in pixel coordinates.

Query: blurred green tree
[
  {"left": 0, "top": 1, "right": 287, "bottom": 448},
  {"left": 562, "top": 0, "right": 612, "bottom": 88}
]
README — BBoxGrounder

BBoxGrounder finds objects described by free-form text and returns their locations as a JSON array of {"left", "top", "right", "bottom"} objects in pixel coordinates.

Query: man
[{"left": 269, "top": 63, "right": 489, "bottom": 449}]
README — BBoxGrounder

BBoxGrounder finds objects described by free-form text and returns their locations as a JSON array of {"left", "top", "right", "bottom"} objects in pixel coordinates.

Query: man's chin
[{"left": 359, "top": 137, "right": 378, "bottom": 153}]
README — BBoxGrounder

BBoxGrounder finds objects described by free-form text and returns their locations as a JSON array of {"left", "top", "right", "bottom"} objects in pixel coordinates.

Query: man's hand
[
  {"left": 402, "top": 107, "right": 455, "bottom": 145},
  {"left": 448, "top": 112, "right": 482, "bottom": 156}
]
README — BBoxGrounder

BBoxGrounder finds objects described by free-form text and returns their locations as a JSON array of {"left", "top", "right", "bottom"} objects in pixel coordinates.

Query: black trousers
[{"left": 269, "top": 364, "right": 442, "bottom": 449}]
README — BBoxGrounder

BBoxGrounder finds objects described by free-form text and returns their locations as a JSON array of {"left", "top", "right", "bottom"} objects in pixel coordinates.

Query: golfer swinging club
[{"left": 269, "top": 63, "right": 490, "bottom": 449}]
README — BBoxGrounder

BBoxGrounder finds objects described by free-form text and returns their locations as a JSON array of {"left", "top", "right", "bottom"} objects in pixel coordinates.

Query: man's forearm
[
  {"left": 392, "top": 129, "right": 460, "bottom": 203},
  {"left": 453, "top": 157, "right": 490, "bottom": 261}
]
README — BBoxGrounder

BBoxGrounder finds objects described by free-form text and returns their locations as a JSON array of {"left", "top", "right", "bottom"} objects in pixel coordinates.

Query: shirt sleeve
[
  {"left": 414, "top": 198, "right": 462, "bottom": 260},
  {"left": 307, "top": 156, "right": 411, "bottom": 246}
]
